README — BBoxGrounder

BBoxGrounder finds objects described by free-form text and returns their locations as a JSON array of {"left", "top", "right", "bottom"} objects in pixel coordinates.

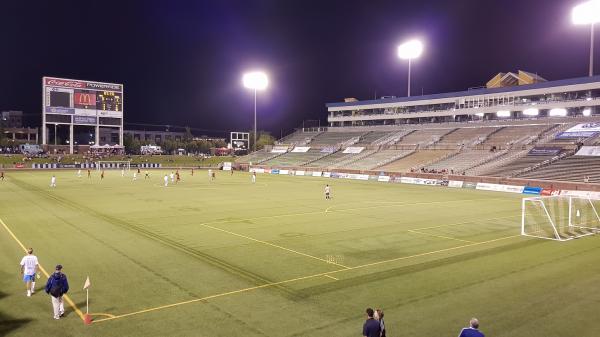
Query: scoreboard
[{"left": 42, "top": 77, "right": 124, "bottom": 152}]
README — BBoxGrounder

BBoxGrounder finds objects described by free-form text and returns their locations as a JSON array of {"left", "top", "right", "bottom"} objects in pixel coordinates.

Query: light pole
[
  {"left": 397, "top": 39, "right": 423, "bottom": 97},
  {"left": 242, "top": 71, "right": 268, "bottom": 152},
  {"left": 573, "top": 0, "right": 600, "bottom": 76}
]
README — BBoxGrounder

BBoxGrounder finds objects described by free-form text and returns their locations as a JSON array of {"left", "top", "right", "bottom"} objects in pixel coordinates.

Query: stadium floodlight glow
[
  {"left": 475, "top": 112, "right": 484, "bottom": 117},
  {"left": 242, "top": 71, "right": 269, "bottom": 152},
  {"left": 397, "top": 39, "right": 423, "bottom": 97},
  {"left": 523, "top": 108, "right": 539, "bottom": 116},
  {"left": 243, "top": 71, "right": 269, "bottom": 90},
  {"left": 583, "top": 108, "right": 592, "bottom": 116},
  {"left": 573, "top": 0, "right": 600, "bottom": 76},
  {"left": 549, "top": 108, "right": 568, "bottom": 117},
  {"left": 496, "top": 110, "right": 511, "bottom": 117}
]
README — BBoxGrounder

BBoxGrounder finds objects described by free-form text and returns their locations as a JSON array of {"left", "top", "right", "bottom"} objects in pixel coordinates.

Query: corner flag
[{"left": 83, "top": 276, "right": 91, "bottom": 290}]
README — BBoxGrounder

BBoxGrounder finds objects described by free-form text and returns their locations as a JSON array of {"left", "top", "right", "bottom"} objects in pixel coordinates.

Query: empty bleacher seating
[
  {"left": 261, "top": 149, "right": 326, "bottom": 166},
  {"left": 517, "top": 155, "right": 600, "bottom": 183},
  {"left": 378, "top": 150, "right": 454, "bottom": 172}
]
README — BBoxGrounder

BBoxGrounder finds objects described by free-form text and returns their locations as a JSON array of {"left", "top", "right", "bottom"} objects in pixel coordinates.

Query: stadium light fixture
[
  {"left": 523, "top": 108, "right": 539, "bottom": 116},
  {"left": 549, "top": 108, "right": 568, "bottom": 117},
  {"left": 496, "top": 110, "right": 511, "bottom": 117},
  {"left": 397, "top": 39, "right": 423, "bottom": 97},
  {"left": 475, "top": 112, "right": 485, "bottom": 117},
  {"left": 242, "top": 71, "right": 269, "bottom": 152},
  {"left": 583, "top": 108, "right": 592, "bottom": 116},
  {"left": 573, "top": 0, "right": 600, "bottom": 76}
]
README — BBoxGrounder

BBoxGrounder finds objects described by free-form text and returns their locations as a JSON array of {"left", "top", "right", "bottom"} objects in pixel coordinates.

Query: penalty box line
[
  {"left": 93, "top": 233, "right": 521, "bottom": 324},
  {"left": 0, "top": 217, "right": 86, "bottom": 322}
]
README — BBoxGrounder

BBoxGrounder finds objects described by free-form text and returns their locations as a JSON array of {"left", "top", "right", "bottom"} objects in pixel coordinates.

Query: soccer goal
[
  {"left": 522, "top": 195, "right": 600, "bottom": 241},
  {"left": 96, "top": 161, "right": 131, "bottom": 171}
]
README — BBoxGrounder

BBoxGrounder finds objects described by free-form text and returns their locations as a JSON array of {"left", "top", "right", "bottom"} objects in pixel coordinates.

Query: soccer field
[{"left": 1, "top": 170, "right": 599, "bottom": 337}]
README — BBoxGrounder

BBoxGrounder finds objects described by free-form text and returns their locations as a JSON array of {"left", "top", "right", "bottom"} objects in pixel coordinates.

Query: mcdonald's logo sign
[{"left": 74, "top": 92, "right": 96, "bottom": 108}]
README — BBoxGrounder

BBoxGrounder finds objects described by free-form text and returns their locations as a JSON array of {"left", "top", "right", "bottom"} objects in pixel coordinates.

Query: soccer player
[
  {"left": 76, "top": 169, "right": 81, "bottom": 178},
  {"left": 87, "top": 169, "right": 91, "bottom": 179},
  {"left": 20, "top": 248, "right": 39, "bottom": 297},
  {"left": 191, "top": 168, "right": 194, "bottom": 176},
  {"left": 0, "top": 171, "right": 4, "bottom": 181},
  {"left": 50, "top": 175, "right": 56, "bottom": 188},
  {"left": 458, "top": 318, "right": 485, "bottom": 337},
  {"left": 121, "top": 168, "right": 125, "bottom": 177},
  {"left": 101, "top": 170, "right": 105, "bottom": 180},
  {"left": 252, "top": 171, "right": 256, "bottom": 183},
  {"left": 324, "top": 184, "right": 331, "bottom": 199},
  {"left": 163, "top": 174, "right": 169, "bottom": 187},
  {"left": 133, "top": 172, "right": 138, "bottom": 181},
  {"left": 170, "top": 172, "right": 175, "bottom": 182},
  {"left": 208, "top": 169, "right": 212, "bottom": 180},
  {"left": 144, "top": 170, "right": 150, "bottom": 179},
  {"left": 176, "top": 171, "right": 180, "bottom": 183}
]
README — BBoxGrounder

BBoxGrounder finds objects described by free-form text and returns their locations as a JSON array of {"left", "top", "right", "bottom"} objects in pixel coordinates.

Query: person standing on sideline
[
  {"left": 45, "top": 265, "right": 69, "bottom": 320},
  {"left": 458, "top": 318, "right": 485, "bottom": 337},
  {"left": 362, "top": 308, "right": 381, "bottom": 337},
  {"left": 1, "top": 171, "right": 4, "bottom": 181},
  {"left": 87, "top": 169, "right": 91, "bottom": 179},
  {"left": 50, "top": 175, "right": 57, "bottom": 188},
  {"left": 191, "top": 168, "right": 194, "bottom": 176},
  {"left": 252, "top": 171, "right": 256, "bottom": 183},
  {"left": 324, "top": 184, "right": 331, "bottom": 199},
  {"left": 19, "top": 248, "right": 39, "bottom": 297},
  {"left": 164, "top": 174, "right": 169, "bottom": 187},
  {"left": 375, "top": 309, "right": 386, "bottom": 337}
]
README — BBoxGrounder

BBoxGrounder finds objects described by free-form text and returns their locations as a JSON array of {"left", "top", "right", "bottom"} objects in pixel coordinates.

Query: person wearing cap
[
  {"left": 44, "top": 264, "right": 69, "bottom": 320},
  {"left": 458, "top": 318, "right": 485, "bottom": 337}
]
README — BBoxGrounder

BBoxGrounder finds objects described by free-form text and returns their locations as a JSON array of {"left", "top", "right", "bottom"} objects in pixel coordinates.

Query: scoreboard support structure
[{"left": 42, "top": 77, "right": 124, "bottom": 154}]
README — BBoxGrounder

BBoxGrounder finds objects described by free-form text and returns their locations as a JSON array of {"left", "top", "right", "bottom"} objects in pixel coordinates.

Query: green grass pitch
[{"left": 1, "top": 170, "right": 599, "bottom": 337}]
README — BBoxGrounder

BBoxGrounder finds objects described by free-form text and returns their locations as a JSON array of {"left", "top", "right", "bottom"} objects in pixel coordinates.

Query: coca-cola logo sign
[{"left": 45, "top": 78, "right": 85, "bottom": 88}]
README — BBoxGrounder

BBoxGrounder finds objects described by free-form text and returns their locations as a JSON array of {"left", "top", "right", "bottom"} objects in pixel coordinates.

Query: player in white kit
[
  {"left": 164, "top": 174, "right": 169, "bottom": 187},
  {"left": 50, "top": 175, "right": 56, "bottom": 188},
  {"left": 20, "top": 248, "right": 39, "bottom": 297},
  {"left": 252, "top": 171, "right": 256, "bottom": 183},
  {"left": 133, "top": 172, "right": 138, "bottom": 181},
  {"left": 77, "top": 169, "right": 82, "bottom": 178}
]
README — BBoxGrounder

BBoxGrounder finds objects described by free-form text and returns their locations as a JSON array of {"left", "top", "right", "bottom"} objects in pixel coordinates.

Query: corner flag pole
[{"left": 83, "top": 276, "right": 92, "bottom": 325}]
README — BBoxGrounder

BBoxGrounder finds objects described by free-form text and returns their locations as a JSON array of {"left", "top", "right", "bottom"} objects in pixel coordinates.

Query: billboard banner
[
  {"left": 522, "top": 186, "right": 542, "bottom": 195},
  {"left": 377, "top": 175, "right": 391, "bottom": 182},
  {"left": 312, "top": 171, "right": 322, "bottom": 177},
  {"left": 559, "top": 190, "right": 600, "bottom": 199},
  {"left": 45, "top": 106, "right": 75, "bottom": 114},
  {"left": 271, "top": 146, "right": 288, "bottom": 153},
  {"left": 575, "top": 146, "right": 600, "bottom": 156},
  {"left": 44, "top": 77, "right": 122, "bottom": 92},
  {"left": 73, "top": 115, "right": 97, "bottom": 125},
  {"left": 291, "top": 146, "right": 310, "bottom": 153},
  {"left": 323, "top": 172, "right": 331, "bottom": 178},
  {"left": 476, "top": 182, "right": 524, "bottom": 193},
  {"left": 528, "top": 147, "right": 562, "bottom": 156},
  {"left": 222, "top": 162, "right": 232, "bottom": 171},
  {"left": 295, "top": 170, "right": 305, "bottom": 176},
  {"left": 279, "top": 169, "right": 290, "bottom": 175},
  {"left": 448, "top": 180, "right": 464, "bottom": 188},
  {"left": 343, "top": 147, "right": 365, "bottom": 154},
  {"left": 556, "top": 123, "right": 600, "bottom": 139},
  {"left": 320, "top": 147, "right": 336, "bottom": 153},
  {"left": 270, "top": 169, "right": 279, "bottom": 174}
]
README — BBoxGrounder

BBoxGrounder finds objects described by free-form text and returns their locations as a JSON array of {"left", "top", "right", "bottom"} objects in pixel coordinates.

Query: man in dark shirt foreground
[{"left": 362, "top": 308, "right": 381, "bottom": 337}]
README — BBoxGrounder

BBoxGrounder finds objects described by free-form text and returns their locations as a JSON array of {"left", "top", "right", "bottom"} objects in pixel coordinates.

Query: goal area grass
[{"left": 1, "top": 170, "right": 599, "bottom": 337}]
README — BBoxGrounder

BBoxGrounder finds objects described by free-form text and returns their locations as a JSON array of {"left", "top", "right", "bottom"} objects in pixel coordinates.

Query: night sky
[{"left": 0, "top": 0, "right": 593, "bottom": 137}]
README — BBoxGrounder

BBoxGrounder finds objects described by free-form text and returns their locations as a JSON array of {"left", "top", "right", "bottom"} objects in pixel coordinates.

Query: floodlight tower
[
  {"left": 242, "top": 71, "right": 268, "bottom": 152},
  {"left": 397, "top": 39, "right": 423, "bottom": 97},
  {"left": 573, "top": 0, "right": 600, "bottom": 76}
]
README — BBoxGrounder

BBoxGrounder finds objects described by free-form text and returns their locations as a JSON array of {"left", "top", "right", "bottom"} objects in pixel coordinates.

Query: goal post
[
  {"left": 522, "top": 195, "right": 600, "bottom": 241},
  {"left": 96, "top": 161, "right": 131, "bottom": 171}
]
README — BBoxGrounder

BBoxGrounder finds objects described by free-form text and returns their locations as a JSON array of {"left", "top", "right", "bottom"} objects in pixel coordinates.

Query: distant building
[{"left": 1, "top": 110, "right": 23, "bottom": 128}]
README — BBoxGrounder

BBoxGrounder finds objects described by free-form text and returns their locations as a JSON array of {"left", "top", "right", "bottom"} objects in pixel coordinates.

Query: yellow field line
[
  {"left": 93, "top": 233, "right": 521, "bottom": 324},
  {"left": 199, "top": 223, "right": 351, "bottom": 269},
  {"left": 0, "top": 217, "right": 86, "bottom": 322},
  {"left": 407, "top": 229, "right": 475, "bottom": 243},
  {"left": 323, "top": 274, "right": 338, "bottom": 281}
]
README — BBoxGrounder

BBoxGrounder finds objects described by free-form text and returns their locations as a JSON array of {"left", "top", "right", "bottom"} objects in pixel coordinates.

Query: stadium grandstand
[{"left": 238, "top": 74, "right": 600, "bottom": 183}]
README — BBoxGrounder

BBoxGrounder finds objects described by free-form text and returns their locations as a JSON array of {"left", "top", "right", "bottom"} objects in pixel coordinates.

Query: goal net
[
  {"left": 96, "top": 161, "right": 131, "bottom": 171},
  {"left": 522, "top": 195, "right": 600, "bottom": 241}
]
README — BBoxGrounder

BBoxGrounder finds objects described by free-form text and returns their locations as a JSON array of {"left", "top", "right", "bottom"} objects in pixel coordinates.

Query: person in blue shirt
[
  {"left": 362, "top": 308, "right": 381, "bottom": 337},
  {"left": 458, "top": 318, "right": 485, "bottom": 337},
  {"left": 45, "top": 264, "right": 69, "bottom": 320}
]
